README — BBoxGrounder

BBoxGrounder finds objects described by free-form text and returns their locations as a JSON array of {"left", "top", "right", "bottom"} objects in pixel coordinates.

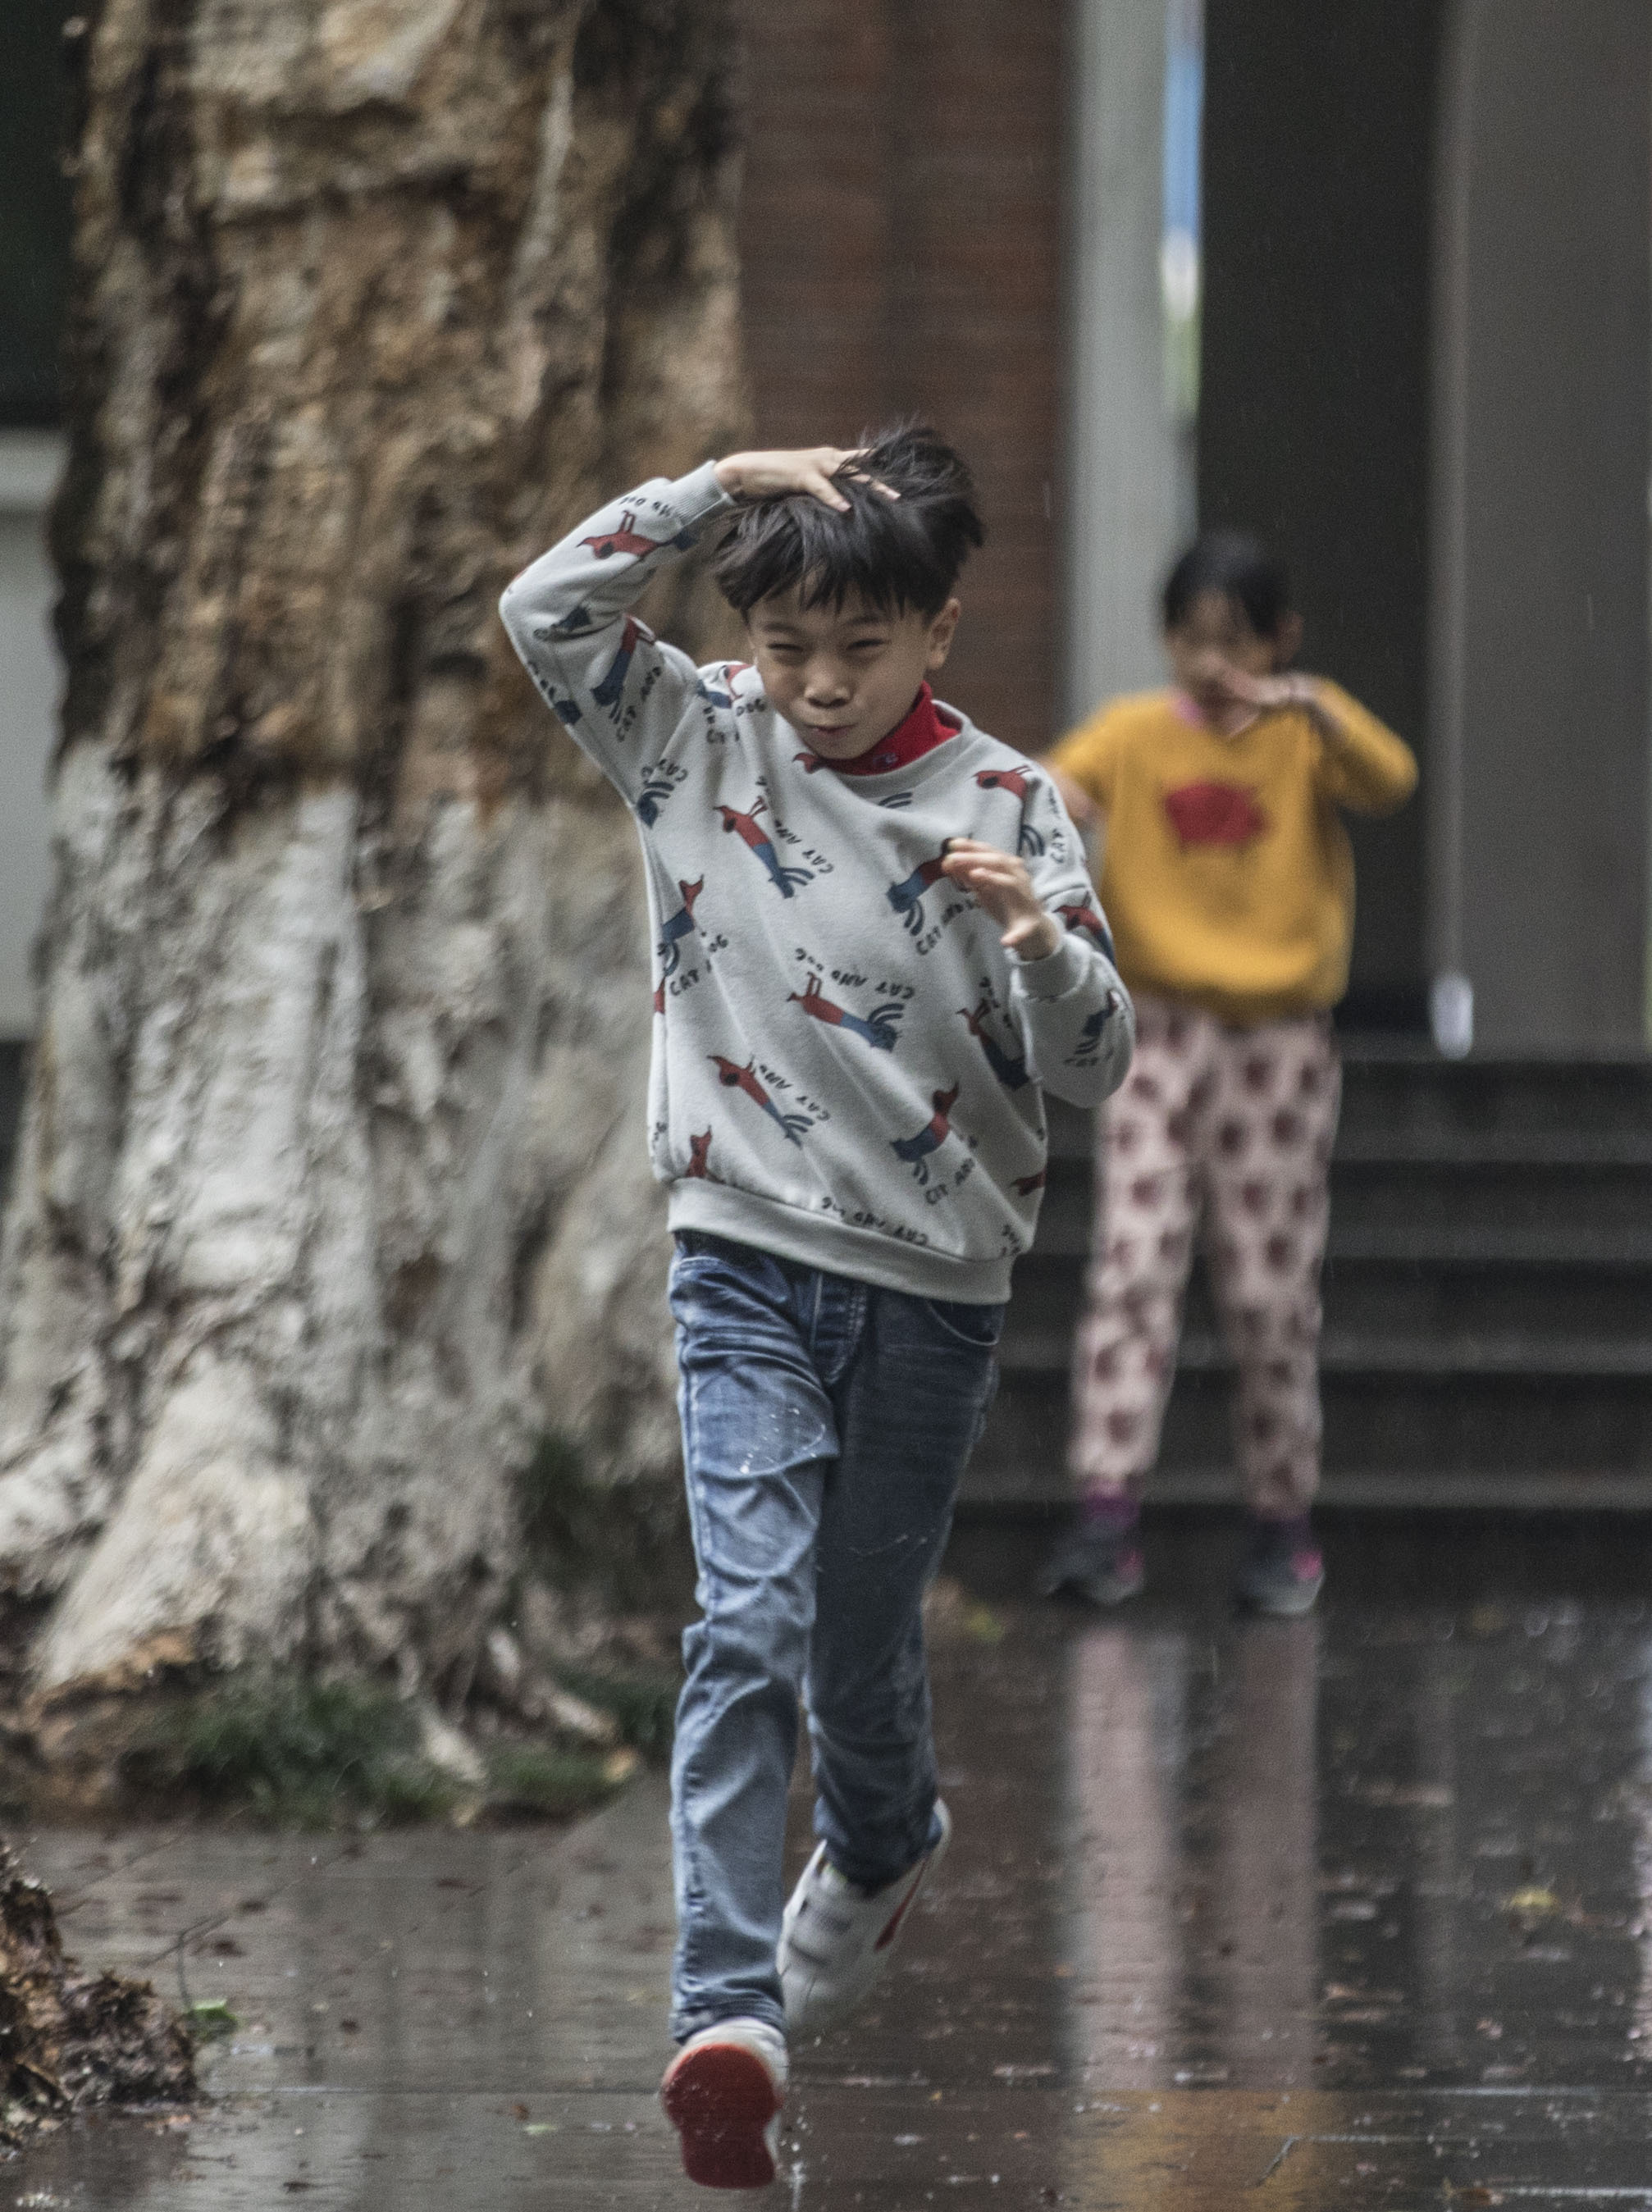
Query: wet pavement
[{"left": 11, "top": 1512, "right": 1652, "bottom": 2206}]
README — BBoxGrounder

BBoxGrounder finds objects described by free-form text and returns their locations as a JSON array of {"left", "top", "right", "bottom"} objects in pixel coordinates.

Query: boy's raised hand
[
  {"left": 941, "top": 839, "right": 1062, "bottom": 961},
  {"left": 714, "top": 448, "right": 898, "bottom": 512}
]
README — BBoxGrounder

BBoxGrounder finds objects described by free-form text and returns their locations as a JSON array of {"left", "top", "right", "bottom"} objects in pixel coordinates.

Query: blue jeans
[{"left": 667, "top": 1231, "right": 1003, "bottom": 2041}]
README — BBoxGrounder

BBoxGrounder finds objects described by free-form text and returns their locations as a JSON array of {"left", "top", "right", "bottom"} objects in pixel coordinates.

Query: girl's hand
[
  {"left": 1212, "top": 659, "right": 1353, "bottom": 747},
  {"left": 1212, "top": 664, "right": 1350, "bottom": 746},
  {"left": 941, "top": 838, "right": 1061, "bottom": 960},
  {"left": 713, "top": 448, "right": 898, "bottom": 511},
  {"left": 1050, "top": 764, "right": 1098, "bottom": 829},
  {"left": 1210, "top": 663, "right": 1323, "bottom": 717}
]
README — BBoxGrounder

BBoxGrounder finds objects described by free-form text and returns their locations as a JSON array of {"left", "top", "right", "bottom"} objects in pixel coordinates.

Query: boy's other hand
[
  {"left": 714, "top": 448, "right": 899, "bottom": 512},
  {"left": 941, "top": 839, "right": 1062, "bottom": 961}
]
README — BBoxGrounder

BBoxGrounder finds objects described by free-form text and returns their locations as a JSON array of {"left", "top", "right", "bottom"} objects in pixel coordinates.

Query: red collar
[{"left": 818, "top": 685, "right": 961, "bottom": 777}]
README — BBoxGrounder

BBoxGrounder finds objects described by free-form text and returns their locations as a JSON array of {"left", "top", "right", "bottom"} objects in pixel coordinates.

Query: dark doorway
[
  {"left": 1199, "top": 0, "right": 1442, "bottom": 1033},
  {"left": 0, "top": 1, "right": 74, "bottom": 428}
]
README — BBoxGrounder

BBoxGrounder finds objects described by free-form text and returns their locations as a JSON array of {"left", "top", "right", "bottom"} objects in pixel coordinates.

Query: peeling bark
[{"left": 0, "top": 0, "right": 746, "bottom": 1693}]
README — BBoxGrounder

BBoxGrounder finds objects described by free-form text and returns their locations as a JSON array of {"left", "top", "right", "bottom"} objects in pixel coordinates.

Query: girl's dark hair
[
  {"left": 1161, "top": 531, "right": 1292, "bottom": 639},
  {"left": 711, "top": 422, "right": 983, "bottom": 620}
]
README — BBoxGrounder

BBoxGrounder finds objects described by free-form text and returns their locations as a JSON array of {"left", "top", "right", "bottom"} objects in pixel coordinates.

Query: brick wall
[{"left": 737, "top": 1, "right": 1070, "bottom": 753}]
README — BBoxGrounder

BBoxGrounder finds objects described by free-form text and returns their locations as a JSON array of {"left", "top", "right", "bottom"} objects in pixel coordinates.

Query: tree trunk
[{"left": 0, "top": 0, "right": 746, "bottom": 1696}]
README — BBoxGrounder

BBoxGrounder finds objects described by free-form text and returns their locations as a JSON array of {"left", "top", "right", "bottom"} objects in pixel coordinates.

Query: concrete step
[
  {"left": 999, "top": 1326, "right": 1652, "bottom": 1380},
  {"left": 1025, "top": 1206, "right": 1652, "bottom": 1265},
  {"left": 1333, "top": 1132, "right": 1652, "bottom": 1165},
  {"left": 962, "top": 1456, "right": 1652, "bottom": 1512},
  {"left": 966, "top": 1363, "right": 1652, "bottom": 1504},
  {"left": 1006, "top": 1250, "right": 1652, "bottom": 1346},
  {"left": 1047, "top": 1124, "right": 1652, "bottom": 1174},
  {"left": 1033, "top": 1156, "right": 1652, "bottom": 1247},
  {"left": 1045, "top": 1054, "right": 1652, "bottom": 1162},
  {"left": 985, "top": 1051, "right": 1652, "bottom": 1510},
  {"left": 1329, "top": 1159, "right": 1652, "bottom": 1238},
  {"left": 1334, "top": 1051, "right": 1652, "bottom": 1146}
]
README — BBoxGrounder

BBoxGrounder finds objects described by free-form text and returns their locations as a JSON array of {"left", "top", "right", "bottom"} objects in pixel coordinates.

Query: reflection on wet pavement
[{"left": 11, "top": 1512, "right": 1652, "bottom": 2206}]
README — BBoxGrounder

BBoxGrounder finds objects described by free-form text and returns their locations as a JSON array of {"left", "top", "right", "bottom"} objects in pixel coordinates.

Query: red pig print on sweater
[
  {"left": 1162, "top": 780, "right": 1270, "bottom": 850},
  {"left": 500, "top": 460, "right": 1134, "bottom": 1305}
]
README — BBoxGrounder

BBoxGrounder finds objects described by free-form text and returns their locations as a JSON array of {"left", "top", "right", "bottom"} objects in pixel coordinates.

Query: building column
[
  {"left": 1428, "top": 0, "right": 1651, "bottom": 1053},
  {"left": 1064, "top": 0, "right": 1185, "bottom": 728}
]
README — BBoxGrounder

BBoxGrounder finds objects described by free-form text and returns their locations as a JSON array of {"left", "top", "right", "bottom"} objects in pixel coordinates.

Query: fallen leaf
[
  {"left": 1505, "top": 1886, "right": 1560, "bottom": 1915},
  {"left": 510, "top": 2103, "right": 530, "bottom": 2123},
  {"left": 184, "top": 1999, "right": 239, "bottom": 2042}
]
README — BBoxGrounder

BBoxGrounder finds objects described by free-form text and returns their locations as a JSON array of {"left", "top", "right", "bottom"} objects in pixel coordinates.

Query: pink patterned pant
[{"left": 1067, "top": 995, "right": 1341, "bottom": 1516}]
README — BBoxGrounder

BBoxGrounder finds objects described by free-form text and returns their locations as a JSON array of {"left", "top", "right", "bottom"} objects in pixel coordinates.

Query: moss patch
[
  {"left": 486, "top": 1742, "right": 632, "bottom": 1818},
  {"left": 519, "top": 1429, "right": 692, "bottom": 1614},
  {"left": 107, "top": 1668, "right": 655, "bottom": 1830},
  {"left": 550, "top": 1662, "right": 678, "bottom": 1759},
  {"left": 121, "top": 1675, "right": 459, "bottom": 1829}
]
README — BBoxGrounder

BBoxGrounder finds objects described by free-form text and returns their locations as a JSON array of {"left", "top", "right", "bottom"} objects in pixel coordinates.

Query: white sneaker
[
  {"left": 659, "top": 2016, "right": 787, "bottom": 2190},
  {"left": 778, "top": 1801, "right": 952, "bottom": 2037}
]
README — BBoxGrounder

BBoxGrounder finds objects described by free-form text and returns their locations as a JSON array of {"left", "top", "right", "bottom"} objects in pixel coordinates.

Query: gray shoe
[
  {"left": 1235, "top": 1523, "right": 1324, "bottom": 1617},
  {"left": 1037, "top": 1521, "right": 1146, "bottom": 1608}
]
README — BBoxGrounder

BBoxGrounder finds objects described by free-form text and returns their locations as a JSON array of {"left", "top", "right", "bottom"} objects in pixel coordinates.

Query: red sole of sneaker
[{"left": 660, "top": 2042, "right": 783, "bottom": 2190}]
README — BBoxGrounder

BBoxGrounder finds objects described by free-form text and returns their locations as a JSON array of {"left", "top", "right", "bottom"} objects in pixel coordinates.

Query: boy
[
  {"left": 500, "top": 426, "right": 1132, "bottom": 2189},
  {"left": 1038, "top": 531, "right": 1416, "bottom": 1618}
]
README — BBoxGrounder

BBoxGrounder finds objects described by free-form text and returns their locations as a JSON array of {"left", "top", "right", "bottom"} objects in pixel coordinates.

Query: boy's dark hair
[
  {"left": 711, "top": 422, "right": 983, "bottom": 621},
  {"left": 1162, "top": 531, "right": 1292, "bottom": 640}
]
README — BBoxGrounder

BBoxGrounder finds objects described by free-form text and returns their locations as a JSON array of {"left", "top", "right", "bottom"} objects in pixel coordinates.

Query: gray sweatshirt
[{"left": 500, "top": 462, "right": 1133, "bottom": 1303}]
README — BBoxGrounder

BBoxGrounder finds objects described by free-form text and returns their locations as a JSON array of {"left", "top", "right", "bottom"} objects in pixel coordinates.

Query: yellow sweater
[{"left": 1049, "top": 684, "right": 1417, "bottom": 1028}]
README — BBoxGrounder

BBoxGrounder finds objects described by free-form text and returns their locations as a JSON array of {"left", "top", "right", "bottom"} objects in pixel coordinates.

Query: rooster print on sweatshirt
[{"left": 500, "top": 462, "right": 1134, "bottom": 1302}]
